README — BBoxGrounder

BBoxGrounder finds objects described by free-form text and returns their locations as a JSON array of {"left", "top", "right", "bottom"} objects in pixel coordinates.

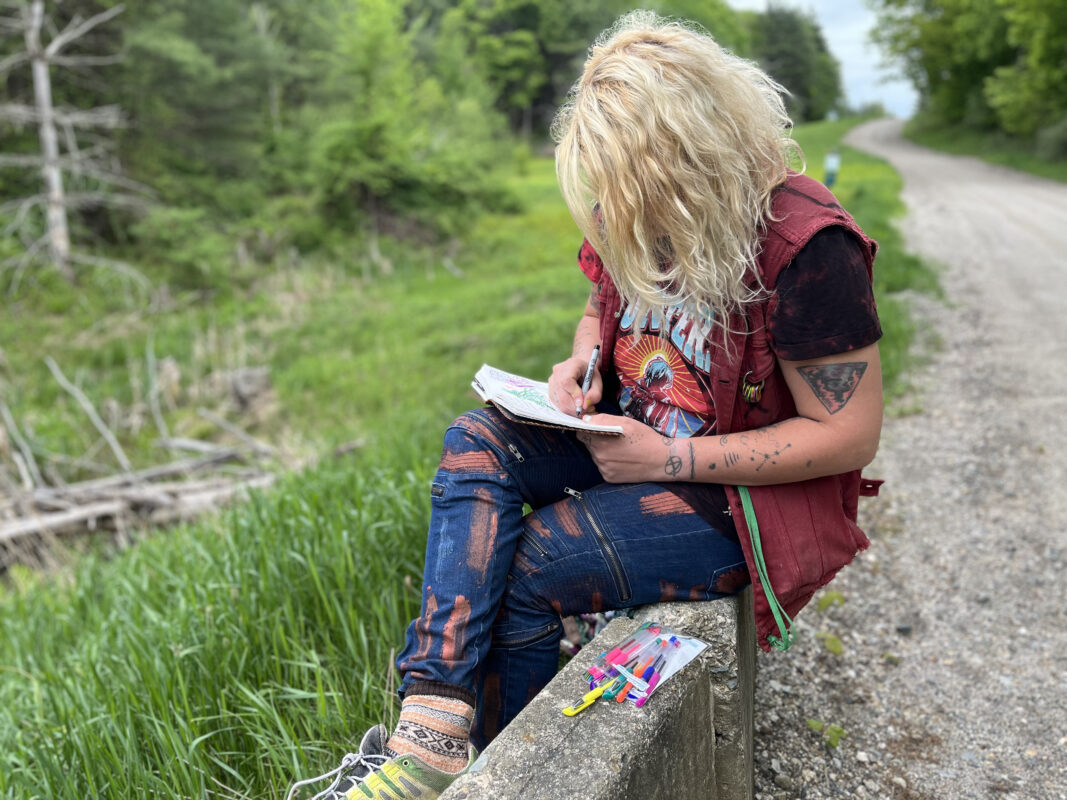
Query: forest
[
  {"left": 871, "top": 0, "right": 1067, "bottom": 160},
  {"left": 1, "top": 0, "right": 844, "bottom": 297}
]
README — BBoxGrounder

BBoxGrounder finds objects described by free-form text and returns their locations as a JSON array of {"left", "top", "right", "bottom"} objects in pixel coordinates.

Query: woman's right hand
[{"left": 549, "top": 355, "right": 603, "bottom": 417}]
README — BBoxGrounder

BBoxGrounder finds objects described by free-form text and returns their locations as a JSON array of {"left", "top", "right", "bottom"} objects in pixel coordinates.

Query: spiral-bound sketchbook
[{"left": 471, "top": 364, "right": 623, "bottom": 435}]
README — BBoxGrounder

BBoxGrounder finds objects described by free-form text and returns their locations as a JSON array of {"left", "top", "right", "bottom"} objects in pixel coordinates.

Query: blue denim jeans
[{"left": 394, "top": 407, "right": 748, "bottom": 750}]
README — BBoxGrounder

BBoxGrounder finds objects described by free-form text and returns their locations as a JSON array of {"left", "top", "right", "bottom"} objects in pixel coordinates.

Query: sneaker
[
  {"left": 286, "top": 724, "right": 478, "bottom": 800},
  {"left": 286, "top": 725, "right": 388, "bottom": 800}
]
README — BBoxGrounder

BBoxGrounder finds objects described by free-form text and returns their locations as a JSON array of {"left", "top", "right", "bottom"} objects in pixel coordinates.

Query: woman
[{"left": 289, "top": 11, "right": 882, "bottom": 800}]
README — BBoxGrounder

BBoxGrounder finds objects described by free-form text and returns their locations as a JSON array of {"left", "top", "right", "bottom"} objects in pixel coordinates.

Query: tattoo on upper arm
[
  {"left": 797, "top": 362, "right": 868, "bottom": 415},
  {"left": 588, "top": 288, "right": 601, "bottom": 316}
]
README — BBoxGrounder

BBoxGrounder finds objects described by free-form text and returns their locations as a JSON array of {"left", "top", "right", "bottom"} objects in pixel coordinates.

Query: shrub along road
[{"left": 752, "top": 118, "right": 1067, "bottom": 800}]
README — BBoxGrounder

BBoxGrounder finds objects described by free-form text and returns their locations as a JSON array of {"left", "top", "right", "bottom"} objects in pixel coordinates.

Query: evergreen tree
[
  {"left": 749, "top": 3, "right": 842, "bottom": 122},
  {"left": 116, "top": 0, "right": 274, "bottom": 211},
  {"left": 308, "top": 0, "right": 509, "bottom": 238}
]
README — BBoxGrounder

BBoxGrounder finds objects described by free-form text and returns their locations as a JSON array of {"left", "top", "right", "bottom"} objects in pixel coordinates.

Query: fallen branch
[
  {"left": 197, "top": 407, "right": 276, "bottom": 457},
  {"left": 0, "top": 500, "right": 126, "bottom": 544},
  {"left": 155, "top": 437, "right": 236, "bottom": 457},
  {"left": 0, "top": 378, "right": 283, "bottom": 571},
  {"left": 1, "top": 471, "right": 274, "bottom": 549},
  {"left": 45, "top": 356, "right": 132, "bottom": 472},
  {"left": 0, "top": 400, "right": 44, "bottom": 488},
  {"left": 33, "top": 452, "right": 241, "bottom": 496},
  {"left": 147, "top": 474, "right": 275, "bottom": 526}
]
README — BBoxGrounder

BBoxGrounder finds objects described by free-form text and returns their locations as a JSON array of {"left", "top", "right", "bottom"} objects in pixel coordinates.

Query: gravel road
[{"left": 752, "top": 118, "right": 1067, "bottom": 800}]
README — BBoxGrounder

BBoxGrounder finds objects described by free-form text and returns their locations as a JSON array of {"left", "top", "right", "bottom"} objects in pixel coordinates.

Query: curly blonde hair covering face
[{"left": 553, "top": 11, "right": 799, "bottom": 342}]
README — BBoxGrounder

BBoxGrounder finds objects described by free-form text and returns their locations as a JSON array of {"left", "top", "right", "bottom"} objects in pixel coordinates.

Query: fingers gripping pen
[{"left": 577, "top": 345, "right": 600, "bottom": 415}]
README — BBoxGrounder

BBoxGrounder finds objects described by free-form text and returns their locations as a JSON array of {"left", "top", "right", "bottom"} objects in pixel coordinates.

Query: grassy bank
[
  {"left": 791, "top": 116, "right": 941, "bottom": 399},
  {"left": 0, "top": 117, "right": 939, "bottom": 799},
  {"left": 904, "top": 116, "right": 1067, "bottom": 184}
]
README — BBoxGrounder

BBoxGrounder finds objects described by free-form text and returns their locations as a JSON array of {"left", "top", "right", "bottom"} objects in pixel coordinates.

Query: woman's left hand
[{"left": 577, "top": 414, "right": 686, "bottom": 483}]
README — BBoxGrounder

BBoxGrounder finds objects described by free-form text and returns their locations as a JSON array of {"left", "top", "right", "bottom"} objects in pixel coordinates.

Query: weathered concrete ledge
[{"left": 444, "top": 588, "right": 755, "bottom": 800}]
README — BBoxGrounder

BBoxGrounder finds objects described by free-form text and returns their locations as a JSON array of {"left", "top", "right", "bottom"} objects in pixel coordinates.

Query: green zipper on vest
[{"left": 737, "top": 485, "right": 794, "bottom": 651}]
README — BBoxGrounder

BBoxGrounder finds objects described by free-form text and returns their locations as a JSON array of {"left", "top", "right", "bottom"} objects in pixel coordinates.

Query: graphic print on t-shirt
[{"left": 615, "top": 302, "right": 715, "bottom": 438}]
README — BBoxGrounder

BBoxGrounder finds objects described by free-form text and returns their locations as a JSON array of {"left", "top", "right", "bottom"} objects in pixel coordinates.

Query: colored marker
[
  {"left": 617, "top": 656, "right": 655, "bottom": 702},
  {"left": 603, "top": 636, "right": 637, "bottom": 664},
  {"left": 562, "top": 677, "right": 620, "bottom": 716},
  {"left": 635, "top": 655, "right": 666, "bottom": 707}
]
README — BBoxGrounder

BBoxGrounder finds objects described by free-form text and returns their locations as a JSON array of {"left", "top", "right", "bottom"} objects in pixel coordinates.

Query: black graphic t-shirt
[
  {"left": 580, "top": 226, "right": 881, "bottom": 438},
  {"left": 578, "top": 226, "right": 882, "bottom": 534},
  {"left": 613, "top": 301, "right": 717, "bottom": 437}
]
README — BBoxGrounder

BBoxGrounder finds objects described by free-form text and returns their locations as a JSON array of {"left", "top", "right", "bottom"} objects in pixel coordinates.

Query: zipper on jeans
[
  {"left": 576, "top": 496, "right": 631, "bottom": 603},
  {"left": 521, "top": 531, "right": 550, "bottom": 559},
  {"left": 494, "top": 620, "right": 559, "bottom": 648},
  {"left": 476, "top": 412, "right": 525, "bottom": 463}
]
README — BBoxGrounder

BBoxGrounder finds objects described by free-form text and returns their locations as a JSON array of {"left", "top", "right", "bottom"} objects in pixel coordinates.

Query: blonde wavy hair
[{"left": 552, "top": 11, "right": 799, "bottom": 336}]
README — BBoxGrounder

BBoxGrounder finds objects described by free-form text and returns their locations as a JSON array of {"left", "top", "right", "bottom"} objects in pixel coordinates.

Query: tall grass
[
  {"left": 0, "top": 117, "right": 939, "bottom": 799},
  {"left": 0, "top": 461, "right": 430, "bottom": 798}
]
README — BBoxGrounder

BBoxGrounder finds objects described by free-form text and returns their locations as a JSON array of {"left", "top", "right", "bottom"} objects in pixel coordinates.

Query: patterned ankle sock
[{"left": 386, "top": 684, "right": 475, "bottom": 775}]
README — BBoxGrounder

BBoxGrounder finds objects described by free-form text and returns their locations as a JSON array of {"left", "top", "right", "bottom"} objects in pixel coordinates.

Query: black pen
[{"left": 578, "top": 344, "right": 601, "bottom": 416}]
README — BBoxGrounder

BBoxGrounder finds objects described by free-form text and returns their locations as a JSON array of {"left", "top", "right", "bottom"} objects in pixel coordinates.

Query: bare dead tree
[
  {"left": 250, "top": 3, "right": 282, "bottom": 137},
  {"left": 0, "top": 1, "right": 147, "bottom": 286}
]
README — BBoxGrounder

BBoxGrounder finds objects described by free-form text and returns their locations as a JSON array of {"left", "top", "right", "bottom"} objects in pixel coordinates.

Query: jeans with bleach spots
[{"left": 394, "top": 407, "right": 748, "bottom": 750}]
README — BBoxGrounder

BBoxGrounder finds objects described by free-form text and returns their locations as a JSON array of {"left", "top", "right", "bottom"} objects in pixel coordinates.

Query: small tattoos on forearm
[
  {"left": 688, "top": 442, "right": 695, "bottom": 480},
  {"left": 713, "top": 429, "right": 794, "bottom": 475},
  {"left": 751, "top": 442, "right": 792, "bottom": 472},
  {"left": 662, "top": 435, "right": 686, "bottom": 479},
  {"left": 664, "top": 453, "right": 683, "bottom": 477},
  {"left": 797, "top": 362, "right": 868, "bottom": 415}
]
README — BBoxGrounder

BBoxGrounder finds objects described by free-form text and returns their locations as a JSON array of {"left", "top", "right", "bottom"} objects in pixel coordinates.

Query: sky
[{"left": 728, "top": 0, "right": 919, "bottom": 119}]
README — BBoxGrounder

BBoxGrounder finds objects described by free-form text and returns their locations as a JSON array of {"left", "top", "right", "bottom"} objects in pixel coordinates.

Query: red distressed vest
[{"left": 590, "top": 173, "right": 881, "bottom": 651}]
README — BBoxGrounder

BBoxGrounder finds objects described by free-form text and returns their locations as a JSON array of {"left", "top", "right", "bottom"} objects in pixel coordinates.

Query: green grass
[
  {"left": 904, "top": 115, "right": 1067, "bottom": 184},
  {"left": 791, "top": 116, "right": 942, "bottom": 401},
  {"left": 0, "top": 160, "right": 586, "bottom": 474},
  {"left": 0, "top": 116, "right": 940, "bottom": 799},
  {"left": 0, "top": 462, "right": 431, "bottom": 798}
]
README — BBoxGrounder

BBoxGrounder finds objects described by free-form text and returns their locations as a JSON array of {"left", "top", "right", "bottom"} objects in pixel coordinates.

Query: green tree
[
  {"left": 870, "top": 0, "right": 1013, "bottom": 127},
  {"left": 116, "top": 0, "right": 274, "bottom": 210},
  {"left": 309, "top": 0, "right": 509, "bottom": 238},
  {"left": 983, "top": 0, "right": 1067, "bottom": 136},
  {"left": 749, "top": 3, "right": 842, "bottom": 121},
  {"left": 654, "top": 0, "right": 750, "bottom": 53}
]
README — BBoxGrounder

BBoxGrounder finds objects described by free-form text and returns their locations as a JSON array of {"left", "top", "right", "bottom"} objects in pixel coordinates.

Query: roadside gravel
[{"left": 752, "top": 118, "right": 1067, "bottom": 800}]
